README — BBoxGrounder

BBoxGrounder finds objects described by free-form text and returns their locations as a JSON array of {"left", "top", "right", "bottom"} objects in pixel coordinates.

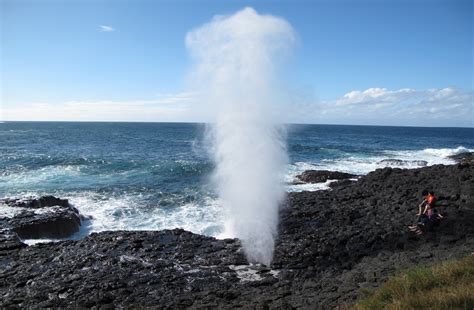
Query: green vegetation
[{"left": 352, "top": 254, "right": 474, "bottom": 310}]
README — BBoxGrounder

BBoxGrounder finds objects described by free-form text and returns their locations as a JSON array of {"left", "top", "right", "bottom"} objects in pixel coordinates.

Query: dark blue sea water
[{"left": 1, "top": 122, "right": 473, "bottom": 239}]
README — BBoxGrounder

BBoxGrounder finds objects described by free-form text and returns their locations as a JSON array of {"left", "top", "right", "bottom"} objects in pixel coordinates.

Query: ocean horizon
[{"left": 1, "top": 120, "right": 472, "bottom": 129}]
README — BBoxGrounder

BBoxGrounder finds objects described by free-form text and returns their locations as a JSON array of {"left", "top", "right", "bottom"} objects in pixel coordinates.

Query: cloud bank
[
  {"left": 334, "top": 88, "right": 416, "bottom": 106},
  {"left": 2, "top": 93, "right": 193, "bottom": 122},
  {"left": 293, "top": 87, "right": 473, "bottom": 127},
  {"left": 2, "top": 87, "right": 471, "bottom": 127}
]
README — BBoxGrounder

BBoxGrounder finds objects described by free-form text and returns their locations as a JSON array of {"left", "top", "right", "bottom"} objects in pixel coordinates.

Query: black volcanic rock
[
  {"left": 1, "top": 196, "right": 69, "bottom": 209},
  {"left": 0, "top": 229, "right": 26, "bottom": 254},
  {"left": 0, "top": 196, "right": 81, "bottom": 239},
  {"left": 0, "top": 164, "right": 473, "bottom": 308},
  {"left": 328, "top": 178, "right": 356, "bottom": 189},
  {"left": 0, "top": 229, "right": 249, "bottom": 308},
  {"left": 296, "top": 170, "right": 356, "bottom": 183},
  {"left": 377, "top": 159, "right": 428, "bottom": 166},
  {"left": 275, "top": 164, "right": 474, "bottom": 269},
  {"left": 449, "top": 151, "right": 474, "bottom": 166}
]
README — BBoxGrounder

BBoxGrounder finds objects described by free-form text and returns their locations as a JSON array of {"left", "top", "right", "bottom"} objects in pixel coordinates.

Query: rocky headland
[{"left": 0, "top": 154, "right": 473, "bottom": 308}]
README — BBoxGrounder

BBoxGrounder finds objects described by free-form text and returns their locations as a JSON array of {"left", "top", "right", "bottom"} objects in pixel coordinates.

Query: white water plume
[{"left": 186, "top": 7, "right": 295, "bottom": 265}]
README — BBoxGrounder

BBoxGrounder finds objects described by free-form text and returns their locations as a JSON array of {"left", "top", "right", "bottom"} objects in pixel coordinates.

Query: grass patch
[{"left": 352, "top": 254, "right": 474, "bottom": 310}]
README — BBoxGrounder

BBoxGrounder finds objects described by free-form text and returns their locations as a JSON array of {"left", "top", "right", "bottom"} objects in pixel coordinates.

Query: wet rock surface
[
  {"left": 328, "top": 178, "right": 357, "bottom": 189},
  {"left": 0, "top": 196, "right": 82, "bottom": 239},
  {"left": 296, "top": 170, "right": 356, "bottom": 183},
  {"left": 377, "top": 159, "right": 428, "bottom": 166},
  {"left": 449, "top": 151, "right": 474, "bottom": 165},
  {"left": 1, "top": 162, "right": 473, "bottom": 308},
  {"left": 1, "top": 196, "right": 69, "bottom": 209}
]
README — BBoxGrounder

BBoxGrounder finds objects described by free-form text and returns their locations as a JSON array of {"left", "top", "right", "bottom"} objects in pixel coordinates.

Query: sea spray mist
[{"left": 186, "top": 7, "right": 295, "bottom": 265}]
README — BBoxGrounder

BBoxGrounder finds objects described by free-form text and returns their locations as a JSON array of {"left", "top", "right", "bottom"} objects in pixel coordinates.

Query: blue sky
[{"left": 1, "top": 0, "right": 473, "bottom": 126}]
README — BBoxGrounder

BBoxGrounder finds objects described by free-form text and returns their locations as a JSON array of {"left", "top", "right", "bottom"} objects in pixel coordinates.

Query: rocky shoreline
[{"left": 1, "top": 154, "right": 473, "bottom": 308}]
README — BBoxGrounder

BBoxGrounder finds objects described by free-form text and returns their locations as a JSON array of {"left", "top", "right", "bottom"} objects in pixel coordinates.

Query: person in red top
[
  {"left": 423, "top": 191, "right": 437, "bottom": 216},
  {"left": 425, "top": 191, "right": 443, "bottom": 221},
  {"left": 416, "top": 190, "right": 431, "bottom": 217},
  {"left": 409, "top": 191, "right": 440, "bottom": 234}
]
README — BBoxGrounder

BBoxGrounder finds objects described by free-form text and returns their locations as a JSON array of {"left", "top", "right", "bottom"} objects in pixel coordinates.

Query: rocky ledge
[
  {"left": 377, "top": 159, "right": 428, "bottom": 167},
  {"left": 295, "top": 170, "right": 357, "bottom": 184},
  {"left": 0, "top": 154, "right": 473, "bottom": 308},
  {"left": 0, "top": 196, "right": 82, "bottom": 241},
  {"left": 449, "top": 151, "right": 474, "bottom": 166}
]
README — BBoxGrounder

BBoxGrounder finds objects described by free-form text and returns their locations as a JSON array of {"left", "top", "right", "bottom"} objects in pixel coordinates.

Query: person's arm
[
  {"left": 422, "top": 204, "right": 429, "bottom": 215},
  {"left": 417, "top": 200, "right": 426, "bottom": 215}
]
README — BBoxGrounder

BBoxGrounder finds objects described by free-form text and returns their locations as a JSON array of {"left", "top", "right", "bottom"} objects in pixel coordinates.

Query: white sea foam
[
  {"left": 0, "top": 205, "right": 22, "bottom": 217},
  {"left": 381, "top": 146, "right": 471, "bottom": 167},
  {"left": 66, "top": 191, "right": 225, "bottom": 238},
  {"left": 0, "top": 165, "right": 82, "bottom": 187},
  {"left": 228, "top": 264, "right": 280, "bottom": 282},
  {"left": 422, "top": 146, "right": 471, "bottom": 157},
  {"left": 0, "top": 205, "right": 67, "bottom": 218},
  {"left": 22, "top": 238, "right": 62, "bottom": 245},
  {"left": 286, "top": 180, "right": 335, "bottom": 193}
]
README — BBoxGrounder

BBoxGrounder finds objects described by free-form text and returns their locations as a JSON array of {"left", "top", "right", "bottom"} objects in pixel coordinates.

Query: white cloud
[
  {"left": 2, "top": 93, "right": 196, "bottom": 122},
  {"left": 99, "top": 25, "right": 115, "bottom": 32},
  {"left": 403, "top": 87, "right": 473, "bottom": 117},
  {"left": 334, "top": 87, "right": 416, "bottom": 106},
  {"left": 295, "top": 87, "right": 473, "bottom": 127}
]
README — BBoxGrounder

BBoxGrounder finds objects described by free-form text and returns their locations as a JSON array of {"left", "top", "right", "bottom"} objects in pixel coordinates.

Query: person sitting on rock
[
  {"left": 414, "top": 191, "right": 430, "bottom": 221},
  {"left": 425, "top": 191, "right": 443, "bottom": 226},
  {"left": 416, "top": 190, "right": 431, "bottom": 217},
  {"left": 409, "top": 191, "right": 433, "bottom": 234},
  {"left": 409, "top": 191, "right": 440, "bottom": 234},
  {"left": 423, "top": 191, "right": 437, "bottom": 216}
]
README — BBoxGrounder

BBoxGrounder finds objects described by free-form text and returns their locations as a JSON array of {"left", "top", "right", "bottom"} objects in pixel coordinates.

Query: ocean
[{"left": 1, "top": 122, "right": 473, "bottom": 240}]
